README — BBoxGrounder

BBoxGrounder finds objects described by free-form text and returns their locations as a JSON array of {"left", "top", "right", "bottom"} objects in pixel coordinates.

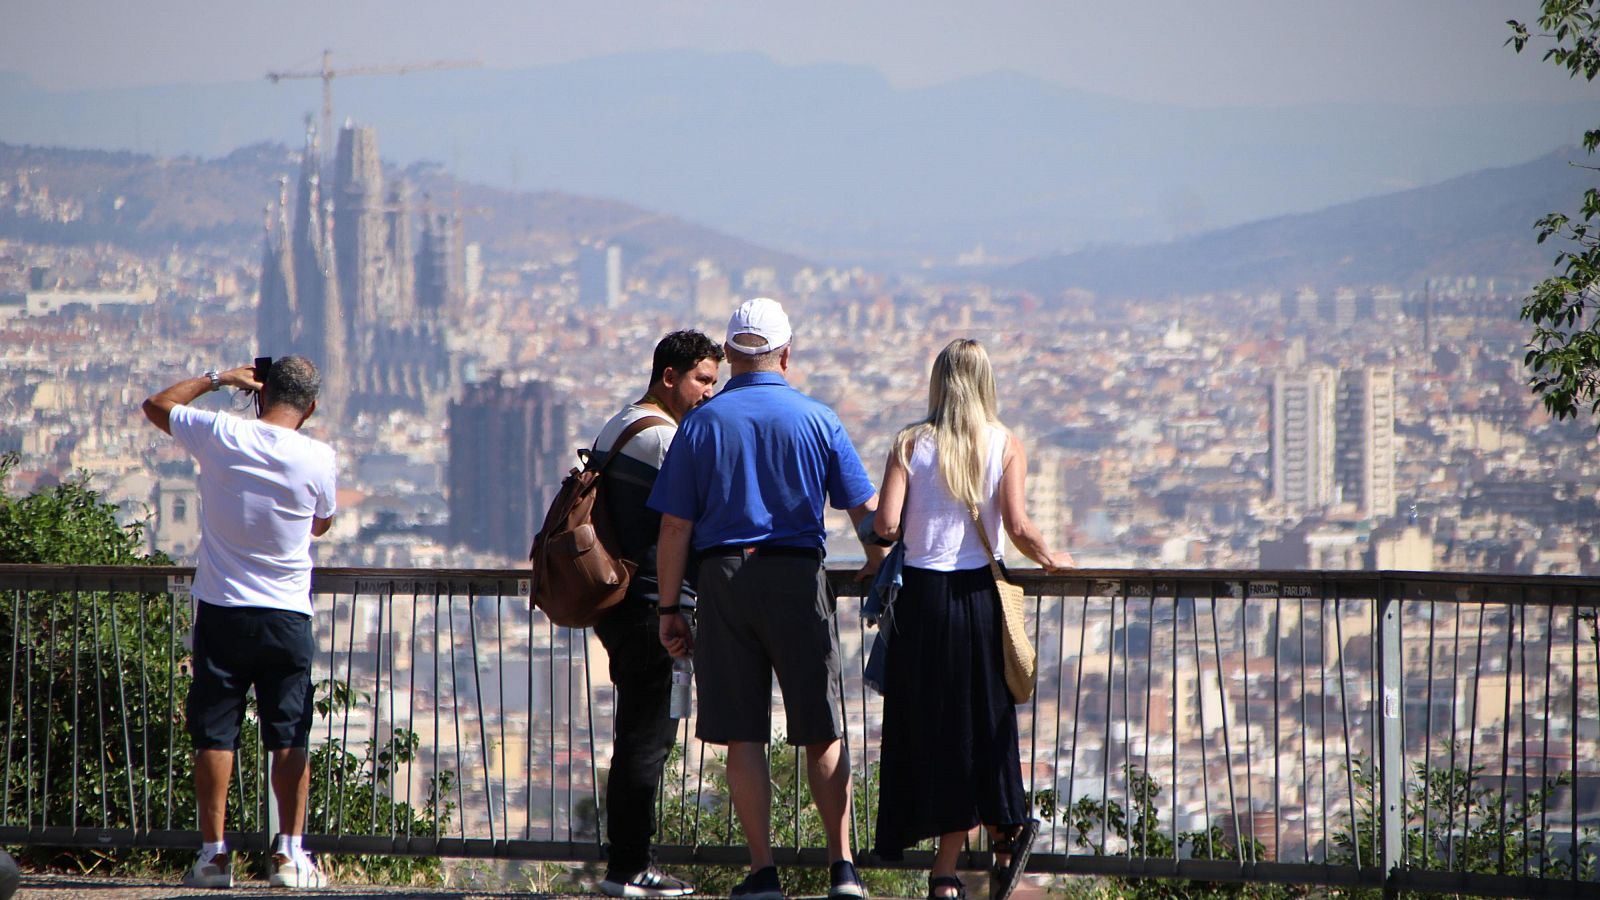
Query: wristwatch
[
  {"left": 204, "top": 370, "right": 222, "bottom": 392},
  {"left": 656, "top": 604, "right": 681, "bottom": 615}
]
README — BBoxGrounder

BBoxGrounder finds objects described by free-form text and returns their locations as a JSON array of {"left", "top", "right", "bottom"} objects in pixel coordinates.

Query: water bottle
[{"left": 669, "top": 656, "right": 693, "bottom": 719}]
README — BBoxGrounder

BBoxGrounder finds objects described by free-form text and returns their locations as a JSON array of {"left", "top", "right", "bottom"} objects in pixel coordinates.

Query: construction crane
[{"left": 266, "top": 49, "right": 479, "bottom": 157}]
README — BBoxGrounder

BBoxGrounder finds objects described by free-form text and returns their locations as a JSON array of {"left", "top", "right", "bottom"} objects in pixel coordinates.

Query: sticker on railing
[
  {"left": 1248, "top": 581, "right": 1279, "bottom": 598},
  {"left": 1384, "top": 688, "right": 1399, "bottom": 719},
  {"left": 166, "top": 575, "right": 191, "bottom": 597},
  {"left": 517, "top": 579, "right": 531, "bottom": 597},
  {"left": 1283, "top": 583, "right": 1316, "bottom": 598}
]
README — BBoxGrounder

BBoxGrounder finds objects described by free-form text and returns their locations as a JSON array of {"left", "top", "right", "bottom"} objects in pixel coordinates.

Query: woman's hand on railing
[{"left": 1040, "top": 549, "right": 1075, "bottom": 574}]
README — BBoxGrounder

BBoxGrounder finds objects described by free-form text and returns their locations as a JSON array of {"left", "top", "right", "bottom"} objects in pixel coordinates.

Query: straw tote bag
[{"left": 969, "top": 505, "right": 1036, "bottom": 704}]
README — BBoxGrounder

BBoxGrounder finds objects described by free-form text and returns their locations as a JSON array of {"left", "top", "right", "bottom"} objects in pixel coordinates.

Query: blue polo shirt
[{"left": 648, "top": 371, "right": 876, "bottom": 552}]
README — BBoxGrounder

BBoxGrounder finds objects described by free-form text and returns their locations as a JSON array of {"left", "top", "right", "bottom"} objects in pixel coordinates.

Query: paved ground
[
  {"left": 12, "top": 873, "right": 1054, "bottom": 900},
  {"left": 15, "top": 875, "right": 568, "bottom": 900}
]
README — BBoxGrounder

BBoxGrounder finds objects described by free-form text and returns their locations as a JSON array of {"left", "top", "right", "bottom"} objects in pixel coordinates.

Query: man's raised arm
[{"left": 142, "top": 365, "right": 262, "bottom": 435}]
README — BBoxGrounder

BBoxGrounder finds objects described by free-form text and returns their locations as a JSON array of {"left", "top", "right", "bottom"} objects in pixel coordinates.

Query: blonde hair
[{"left": 895, "top": 338, "right": 1003, "bottom": 507}]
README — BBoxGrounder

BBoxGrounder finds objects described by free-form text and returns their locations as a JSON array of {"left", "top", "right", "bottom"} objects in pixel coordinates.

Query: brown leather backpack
[{"left": 528, "top": 415, "right": 669, "bottom": 627}]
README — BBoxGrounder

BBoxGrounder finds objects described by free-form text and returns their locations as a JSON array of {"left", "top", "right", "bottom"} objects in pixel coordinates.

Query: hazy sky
[{"left": 3, "top": 0, "right": 1589, "bottom": 107}]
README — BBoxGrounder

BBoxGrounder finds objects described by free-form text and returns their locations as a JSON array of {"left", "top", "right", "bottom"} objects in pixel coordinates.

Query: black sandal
[
  {"left": 927, "top": 875, "right": 966, "bottom": 900},
  {"left": 988, "top": 818, "right": 1038, "bottom": 900}
]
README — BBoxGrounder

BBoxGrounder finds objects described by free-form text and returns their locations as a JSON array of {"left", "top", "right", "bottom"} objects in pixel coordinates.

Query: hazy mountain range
[
  {"left": 997, "top": 147, "right": 1590, "bottom": 299},
  {"left": 2, "top": 138, "right": 1586, "bottom": 301},
  {"left": 1, "top": 50, "right": 1594, "bottom": 265}
]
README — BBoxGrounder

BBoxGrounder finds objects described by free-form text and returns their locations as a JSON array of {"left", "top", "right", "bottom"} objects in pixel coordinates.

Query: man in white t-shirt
[
  {"left": 142, "top": 356, "right": 336, "bottom": 890},
  {"left": 591, "top": 330, "right": 721, "bottom": 898}
]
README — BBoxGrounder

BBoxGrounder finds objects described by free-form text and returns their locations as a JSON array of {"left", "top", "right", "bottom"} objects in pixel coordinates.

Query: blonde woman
[{"left": 870, "top": 338, "right": 1071, "bottom": 900}]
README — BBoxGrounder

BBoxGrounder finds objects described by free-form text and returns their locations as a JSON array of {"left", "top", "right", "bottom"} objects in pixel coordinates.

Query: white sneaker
[
  {"left": 268, "top": 852, "right": 328, "bottom": 889},
  {"left": 182, "top": 852, "right": 233, "bottom": 889},
  {"left": 599, "top": 864, "right": 696, "bottom": 898}
]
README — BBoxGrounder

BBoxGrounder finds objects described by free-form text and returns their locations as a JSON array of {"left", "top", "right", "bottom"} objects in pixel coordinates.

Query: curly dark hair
[
  {"left": 262, "top": 355, "right": 321, "bottom": 413},
  {"left": 650, "top": 330, "right": 724, "bottom": 384}
]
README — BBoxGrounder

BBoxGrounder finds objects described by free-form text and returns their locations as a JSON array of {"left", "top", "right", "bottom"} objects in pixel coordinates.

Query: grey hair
[
  {"left": 263, "top": 355, "right": 321, "bottom": 412},
  {"left": 726, "top": 334, "right": 785, "bottom": 370}
]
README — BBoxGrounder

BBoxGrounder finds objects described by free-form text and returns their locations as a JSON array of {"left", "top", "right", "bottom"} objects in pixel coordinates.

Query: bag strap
[
  {"left": 592, "top": 414, "right": 672, "bottom": 474},
  {"left": 967, "top": 503, "right": 1009, "bottom": 585}
]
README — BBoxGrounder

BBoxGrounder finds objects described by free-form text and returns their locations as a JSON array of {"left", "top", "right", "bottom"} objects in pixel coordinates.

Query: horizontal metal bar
[
  {"left": 0, "top": 827, "right": 271, "bottom": 852},
  {"left": 1395, "top": 868, "right": 1600, "bottom": 899},
  {"left": 3, "top": 563, "right": 1598, "bottom": 598},
  {"left": 0, "top": 827, "right": 1393, "bottom": 890}
]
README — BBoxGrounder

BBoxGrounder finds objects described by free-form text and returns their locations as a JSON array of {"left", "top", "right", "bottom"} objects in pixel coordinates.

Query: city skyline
[{"left": 2, "top": 6, "right": 1596, "bottom": 580}]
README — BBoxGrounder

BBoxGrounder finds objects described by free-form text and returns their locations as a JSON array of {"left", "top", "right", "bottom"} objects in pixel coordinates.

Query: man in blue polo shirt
[{"left": 650, "top": 298, "right": 884, "bottom": 900}]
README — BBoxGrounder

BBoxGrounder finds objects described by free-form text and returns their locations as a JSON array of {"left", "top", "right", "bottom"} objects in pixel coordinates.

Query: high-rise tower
[
  {"left": 578, "top": 244, "right": 622, "bottom": 309},
  {"left": 1270, "top": 368, "right": 1338, "bottom": 513},
  {"left": 386, "top": 180, "right": 415, "bottom": 320},
  {"left": 256, "top": 177, "right": 296, "bottom": 356},
  {"left": 447, "top": 378, "right": 573, "bottom": 559},
  {"left": 416, "top": 211, "right": 461, "bottom": 315},
  {"left": 333, "top": 125, "right": 384, "bottom": 366},
  {"left": 1335, "top": 367, "right": 1397, "bottom": 517}
]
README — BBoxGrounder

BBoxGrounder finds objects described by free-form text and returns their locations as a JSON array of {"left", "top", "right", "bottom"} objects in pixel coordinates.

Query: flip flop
[
  {"left": 989, "top": 818, "right": 1038, "bottom": 900},
  {"left": 927, "top": 875, "right": 966, "bottom": 900}
]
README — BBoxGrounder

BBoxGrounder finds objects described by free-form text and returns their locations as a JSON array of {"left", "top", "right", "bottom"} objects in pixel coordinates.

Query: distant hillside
[
  {"left": 998, "top": 148, "right": 1593, "bottom": 298},
  {"left": 0, "top": 143, "right": 288, "bottom": 249},
  {"left": 0, "top": 142, "right": 806, "bottom": 274}
]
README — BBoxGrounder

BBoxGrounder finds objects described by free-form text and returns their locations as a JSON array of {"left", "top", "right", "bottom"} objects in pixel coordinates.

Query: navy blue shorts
[{"left": 187, "top": 601, "right": 315, "bottom": 751}]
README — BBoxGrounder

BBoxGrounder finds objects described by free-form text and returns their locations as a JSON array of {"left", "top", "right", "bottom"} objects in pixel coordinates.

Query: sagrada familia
[{"left": 257, "top": 121, "right": 459, "bottom": 421}]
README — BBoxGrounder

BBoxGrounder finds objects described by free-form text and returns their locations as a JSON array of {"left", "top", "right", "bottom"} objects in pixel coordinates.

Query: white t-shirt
[
  {"left": 591, "top": 402, "right": 675, "bottom": 469},
  {"left": 168, "top": 404, "right": 338, "bottom": 616},
  {"left": 901, "top": 425, "right": 1008, "bottom": 571}
]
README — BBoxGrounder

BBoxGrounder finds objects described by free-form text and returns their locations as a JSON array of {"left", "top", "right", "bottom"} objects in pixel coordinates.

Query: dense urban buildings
[{"left": 3, "top": 203, "right": 1589, "bottom": 574}]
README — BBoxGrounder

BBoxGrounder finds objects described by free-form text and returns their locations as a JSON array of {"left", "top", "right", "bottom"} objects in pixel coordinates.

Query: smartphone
[{"left": 253, "top": 357, "right": 272, "bottom": 416}]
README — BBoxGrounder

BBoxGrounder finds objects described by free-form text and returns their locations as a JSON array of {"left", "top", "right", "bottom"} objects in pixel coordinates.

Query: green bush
[
  {"left": 1055, "top": 765, "right": 1295, "bottom": 899},
  {"left": 1330, "top": 751, "right": 1595, "bottom": 896}
]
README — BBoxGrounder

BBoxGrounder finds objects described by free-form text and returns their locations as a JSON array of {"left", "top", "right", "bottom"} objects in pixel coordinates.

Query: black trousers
[{"left": 593, "top": 592, "right": 678, "bottom": 875}]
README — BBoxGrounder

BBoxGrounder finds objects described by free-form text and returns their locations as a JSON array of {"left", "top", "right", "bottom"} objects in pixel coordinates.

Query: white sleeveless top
[{"left": 901, "top": 425, "right": 1008, "bottom": 571}]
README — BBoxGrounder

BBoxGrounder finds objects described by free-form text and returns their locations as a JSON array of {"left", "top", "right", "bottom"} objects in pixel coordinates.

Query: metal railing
[{"left": 3, "top": 564, "right": 1600, "bottom": 897}]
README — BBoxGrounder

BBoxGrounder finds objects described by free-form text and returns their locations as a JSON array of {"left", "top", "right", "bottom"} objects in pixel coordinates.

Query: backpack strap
[{"left": 589, "top": 414, "right": 672, "bottom": 474}]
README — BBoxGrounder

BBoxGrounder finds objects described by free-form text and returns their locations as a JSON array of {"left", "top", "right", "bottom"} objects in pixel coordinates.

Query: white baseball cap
[{"left": 726, "top": 297, "right": 792, "bottom": 354}]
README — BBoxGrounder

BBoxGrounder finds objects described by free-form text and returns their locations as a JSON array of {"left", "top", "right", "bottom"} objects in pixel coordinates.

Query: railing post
[
  {"left": 1377, "top": 580, "right": 1403, "bottom": 896},
  {"left": 265, "top": 747, "right": 280, "bottom": 847}
]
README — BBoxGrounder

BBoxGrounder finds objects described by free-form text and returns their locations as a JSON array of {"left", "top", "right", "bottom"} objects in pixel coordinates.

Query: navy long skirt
[{"left": 872, "top": 564, "right": 1029, "bottom": 859}]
